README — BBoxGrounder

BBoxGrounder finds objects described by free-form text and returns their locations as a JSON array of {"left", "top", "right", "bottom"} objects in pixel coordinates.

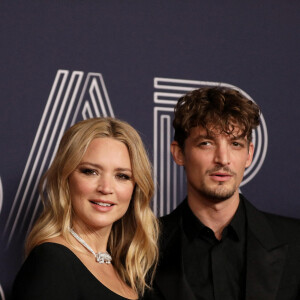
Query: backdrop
[{"left": 1, "top": 1, "right": 300, "bottom": 299}]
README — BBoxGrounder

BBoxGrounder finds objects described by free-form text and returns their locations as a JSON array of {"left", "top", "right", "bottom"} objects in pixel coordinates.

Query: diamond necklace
[{"left": 68, "top": 228, "right": 112, "bottom": 264}]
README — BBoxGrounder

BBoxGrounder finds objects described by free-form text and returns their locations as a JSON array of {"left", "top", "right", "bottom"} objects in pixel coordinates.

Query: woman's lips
[{"left": 89, "top": 200, "right": 115, "bottom": 211}]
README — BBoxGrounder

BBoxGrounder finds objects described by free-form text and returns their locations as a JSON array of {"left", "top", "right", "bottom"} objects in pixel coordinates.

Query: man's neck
[{"left": 187, "top": 192, "right": 240, "bottom": 240}]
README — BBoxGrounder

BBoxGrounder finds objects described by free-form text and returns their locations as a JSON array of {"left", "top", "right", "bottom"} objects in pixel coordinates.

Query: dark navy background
[{"left": 1, "top": 1, "right": 299, "bottom": 299}]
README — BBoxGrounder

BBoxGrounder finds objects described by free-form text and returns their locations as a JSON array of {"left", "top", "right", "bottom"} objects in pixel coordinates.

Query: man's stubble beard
[{"left": 196, "top": 177, "right": 238, "bottom": 203}]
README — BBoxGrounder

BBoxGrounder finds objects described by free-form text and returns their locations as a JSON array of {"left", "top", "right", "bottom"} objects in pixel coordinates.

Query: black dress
[{"left": 12, "top": 243, "right": 138, "bottom": 300}]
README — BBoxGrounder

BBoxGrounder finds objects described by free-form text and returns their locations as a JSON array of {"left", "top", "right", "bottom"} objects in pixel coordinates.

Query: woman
[{"left": 12, "top": 117, "right": 159, "bottom": 300}]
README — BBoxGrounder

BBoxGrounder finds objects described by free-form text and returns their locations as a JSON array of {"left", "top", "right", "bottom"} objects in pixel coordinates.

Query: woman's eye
[
  {"left": 81, "top": 168, "right": 98, "bottom": 175},
  {"left": 116, "top": 173, "right": 131, "bottom": 181}
]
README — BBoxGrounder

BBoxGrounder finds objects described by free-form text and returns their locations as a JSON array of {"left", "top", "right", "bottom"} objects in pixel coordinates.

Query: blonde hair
[{"left": 26, "top": 117, "right": 159, "bottom": 295}]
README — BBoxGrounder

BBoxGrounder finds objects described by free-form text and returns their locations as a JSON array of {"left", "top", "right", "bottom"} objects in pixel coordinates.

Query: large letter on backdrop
[{"left": 3, "top": 70, "right": 114, "bottom": 247}]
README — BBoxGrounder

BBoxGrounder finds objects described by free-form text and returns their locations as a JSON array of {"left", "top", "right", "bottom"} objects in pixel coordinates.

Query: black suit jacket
[{"left": 144, "top": 195, "right": 300, "bottom": 300}]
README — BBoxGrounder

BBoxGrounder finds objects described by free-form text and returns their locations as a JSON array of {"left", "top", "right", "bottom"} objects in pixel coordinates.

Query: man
[{"left": 145, "top": 87, "right": 300, "bottom": 300}]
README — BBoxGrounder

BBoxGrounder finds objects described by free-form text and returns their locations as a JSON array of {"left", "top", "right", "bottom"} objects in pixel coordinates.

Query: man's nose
[{"left": 214, "top": 143, "right": 231, "bottom": 166}]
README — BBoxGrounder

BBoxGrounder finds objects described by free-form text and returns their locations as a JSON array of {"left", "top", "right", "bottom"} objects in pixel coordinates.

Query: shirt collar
[
  {"left": 182, "top": 197, "right": 246, "bottom": 242},
  {"left": 182, "top": 199, "right": 207, "bottom": 241}
]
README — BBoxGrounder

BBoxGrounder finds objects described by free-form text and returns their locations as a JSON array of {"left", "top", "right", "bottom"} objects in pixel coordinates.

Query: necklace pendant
[
  {"left": 96, "top": 252, "right": 112, "bottom": 264},
  {"left": 68, "top": 228, "right": 112, "bottom": 264}
]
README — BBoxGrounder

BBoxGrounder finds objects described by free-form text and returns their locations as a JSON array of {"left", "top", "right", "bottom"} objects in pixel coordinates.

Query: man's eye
[
  {"left": 81, "top": 168, "right": 98, "bottom": 175},
  {"left": 232, "top": 142, "right": 244, "bottom": 147},
  {"left": 199, "top": 141, "right": 212, "bottom": 146}
]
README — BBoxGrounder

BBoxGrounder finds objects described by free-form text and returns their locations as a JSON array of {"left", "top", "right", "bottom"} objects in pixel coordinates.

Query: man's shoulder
[
  {"left": 262, "top": 210, "right": 300, "bottom": 225},
  {"left": 157, "top": 200, "right": 186, "bottom": 248},
  {"left": 243, "top": 196, "right": 300, "bottom": 225},
  {"left": 159, "top": 200, "right": 185, "bottom": 228},
  {"left": 242, "top": 195, "right": 300, "bottom": 243},
  {"left": 261, "top": 211, "right": 300, "bottom": 239}
]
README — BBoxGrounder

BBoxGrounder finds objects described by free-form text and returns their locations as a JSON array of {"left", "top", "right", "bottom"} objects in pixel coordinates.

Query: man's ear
[
  {"left": 245, "top": 142, "right": 254, "bottom": 168},
  {"left": 171, "top": 141, "right": 185, "bottom": 166}
]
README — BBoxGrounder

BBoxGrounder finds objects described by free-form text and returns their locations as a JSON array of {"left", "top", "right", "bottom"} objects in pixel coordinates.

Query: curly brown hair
[{"left": 173, "top": 87, "right": 260, "bottom": 149}]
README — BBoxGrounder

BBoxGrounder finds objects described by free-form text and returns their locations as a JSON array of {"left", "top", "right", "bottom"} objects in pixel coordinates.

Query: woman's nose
[{"left": 97, "top": 175, "right": 113, "bottom": 194}]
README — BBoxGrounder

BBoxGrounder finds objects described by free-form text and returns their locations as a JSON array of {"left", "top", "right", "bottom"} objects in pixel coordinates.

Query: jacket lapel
[
  {"left": 243, "top": 198, "right": 288, "bottom": 300},
  {"left": 155, "top": 197, "right": 288, "bottom": 300},
  {"left": 155, "top": 206, "right": 196, "bottom": 300}
]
